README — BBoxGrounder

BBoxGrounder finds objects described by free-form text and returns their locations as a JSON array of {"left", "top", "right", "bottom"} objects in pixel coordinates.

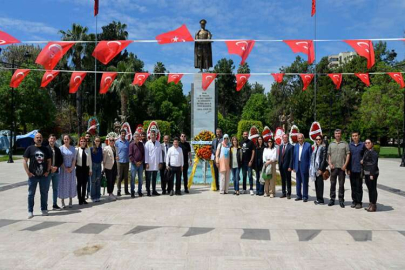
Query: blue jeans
[
  {"left": 91, "top": 162, "right": 102, "bottom": 200},
  {"left": 49, "top": 172, "right": 60, "bottom": 206},
  {"left": 231, "top": 168, "right": 240, "bottom": 191},
  {"left": 296, "top": 166, "right": 309, "bottom": 200},
  {"left": 131, "top": 163, "right": 143, "bottom": 193},
  {"left": 28, "top": 175, "right": 51, "bottom": 212},
  {"left": 241, "top": 163, "right": 253, "bottom": 190},
  {"left": 87, "top": 176, "right": 91, "bottom": 197},
  {"left": 255, "top": 169, "right": 264, "bottom": 195}
]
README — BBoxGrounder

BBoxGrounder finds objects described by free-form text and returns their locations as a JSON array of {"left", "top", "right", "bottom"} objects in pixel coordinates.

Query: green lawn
[
  {"left": 0, "top": 156, "right": 21, "bottom": 162},
  {"left": 379, "top": 147, "right": 402, "bottom": 158}
]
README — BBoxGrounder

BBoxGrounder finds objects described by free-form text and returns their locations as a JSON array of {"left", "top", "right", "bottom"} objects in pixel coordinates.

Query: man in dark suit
[
  {"left": 293, "top": 133, "right": 313, "bottom": 202},
  {"left": 160, "top": 135, "right": 171, "bottom": 194},
  {"left": 278, "top": 134, "right": 294, "bottom": 199},
  {"left": 211, "top": 128, "right": 223, "bottom": 191}
]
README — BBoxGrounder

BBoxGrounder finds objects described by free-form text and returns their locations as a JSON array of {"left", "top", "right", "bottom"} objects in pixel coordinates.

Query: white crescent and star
[
  {"left": 235, "top": 41, "right": 248, "bottom": 51},
  {"left": 48, "top": 44, "right": 63, "bottom": 58},
  {"left": 16, "top": 72, "right": 25, "bottom": 78},
  {"left": 393, "top": 74, "right": 401, "bottom": 79},
  {"left": 107, "top": 41, "right": 122, "bottom": 53},
  {"left": 296, "top": 41, "right": 309, "bottom": 50},
  {"left": 205, "top": 75, "right": 213, "bottom": 81},
  {"left": 356, "top": 42, "right": 370, "bottom": 53},
  {"left": 240, "top": 76, "right": 247, "bottom": 81},
  {"left": 46, "top": 74, "right": 54, "bottom": 80},
  {"left": 0, "top": 40, "right": 6, "bottom": 45},
  {"left": 304, "top": 75, "right": 312, "bottom": 81},
  {"left": 74, "top": 76, "right": 82, "bottom": 83},
  {"left": 104, "top": 76, "right": 113, "bottom": 84}
]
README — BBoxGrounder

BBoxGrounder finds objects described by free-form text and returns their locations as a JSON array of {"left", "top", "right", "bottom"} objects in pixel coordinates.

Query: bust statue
[{"left": 194, "top": 19, "right": 213, "bottom": 72}]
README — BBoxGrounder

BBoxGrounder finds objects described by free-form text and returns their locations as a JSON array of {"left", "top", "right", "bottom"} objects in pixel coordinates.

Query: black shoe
[
  {"left": 152, "top": 191, "right": 161, "bottom": 196},
  {"left": 314, "top": 200, "right": 319, "bottom": 205},
  {"left": 117, "top": 191, "right": 122, "bottom": 197},
  {"left": 162, "top": 190, "right": 167, "bottom": 195},
  {"left": 355, "top": 203, "right": 362, "bottom": 209},
  {"left": 131, "top": 192, "right": 135, "bottom": 198},
  {"left": 79, "top": 201, "right": 83, "bottom": 205},
  {"left": 53, "top": 204, "right": 61, "bottom": 210},
  {"left": 83, "top": 200, "right": 88, "bottom": 205},
  {"left": 176, "top": 191, "right": 182, "bottom": 195},
  {"left": 280, "top": 194, "right": 287, "bottom": 198},
  {"left": 351, "top": 202, "right": 356, "bottom": 208},
  {"left": 147, "top": 192, "right": 151, "bottom": 197},
  {"left": 328, "top": 200, "right": 335, "bottom": 206},
  {"left": 138, "top": 192, "right": 143, "bottom": 197},
  {"left": 170, "top": 190, "right": 174, "bottom": 196},
  {"left": 287, "top": 195, "right": 291, "bottom": 199},
  {"left": 125, "top": 191, "right": 130, "bottom": 195},
  {"left": 295, "top": 198, "right": 302, "bottom": 201},
  {"left": 303, "top": 199, "right": 308, "bottom": 202},
  {"left": 185, "top": 189, "right": 190, "bottom": 194},
  {"left": 340, "top": 201, "right": 345, "bottom": 208}
]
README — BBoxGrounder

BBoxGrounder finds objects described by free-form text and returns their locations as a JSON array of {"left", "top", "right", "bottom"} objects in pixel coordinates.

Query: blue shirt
[
  {"left": 349, "top": 141, "right": 364, "bottom": 173},
  {"left": 115, "top": 138, "right": 130, "bottom": 163},
  {"left": 90, "top": 146, "right": 103, "bottom": 164}
]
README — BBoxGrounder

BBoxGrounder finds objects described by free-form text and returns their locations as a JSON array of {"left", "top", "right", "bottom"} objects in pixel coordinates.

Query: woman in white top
[
  {"left": 262, "top": 138, "right": 278, "bottom": 197},
  {"left": 76, "top": 137, "right": 92, "bottom": 205}
]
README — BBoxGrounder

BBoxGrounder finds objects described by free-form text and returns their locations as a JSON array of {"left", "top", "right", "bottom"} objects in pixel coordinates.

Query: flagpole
[
  {"left": 313, "top": 2, "right": 318, "bottom": 121},
  {"left": 94, "top": 13, "right": 98, "bottom": 116}
]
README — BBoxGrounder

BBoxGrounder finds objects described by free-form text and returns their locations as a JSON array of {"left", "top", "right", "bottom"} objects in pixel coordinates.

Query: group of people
[
  {"left": 23, "top": 129, "right": 193, "bottom": 219},
  {"left": 211, "top": 128, "right": 380, "bottom": 212},
  {"left": 23, "top": 127, "right": 380, "bottom": 219}
]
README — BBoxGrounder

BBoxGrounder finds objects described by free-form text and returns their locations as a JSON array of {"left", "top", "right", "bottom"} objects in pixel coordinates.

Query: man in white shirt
[
  {"left": 160, "top": 135, "right": 171, "bottom": 194},
  {"left": 144, "top": 130, "right": 162, "bottom": 196},
  {"left": 166, "top": 137, "right": 184, "bottom": 196}
]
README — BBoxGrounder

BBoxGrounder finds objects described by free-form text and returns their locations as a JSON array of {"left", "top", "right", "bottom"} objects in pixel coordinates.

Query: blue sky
[{"left": 1, "top": 0, "right": 405, "bottom": 93}]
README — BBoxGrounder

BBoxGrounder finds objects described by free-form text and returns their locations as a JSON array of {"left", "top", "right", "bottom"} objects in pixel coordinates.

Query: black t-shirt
[
  {"left": 23, "top": 145, "right": 51, "bottom": 177},
  {"left": 179, "top": 141, "right": 191, "bottom": 165},
  {"left": 240, "top": 139, "right": 254, "bottom": 163}
]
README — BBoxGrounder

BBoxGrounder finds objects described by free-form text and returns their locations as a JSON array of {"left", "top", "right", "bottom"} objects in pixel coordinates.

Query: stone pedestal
[{"left": 191, "top": 74, "right": 217, "bottom": 138}]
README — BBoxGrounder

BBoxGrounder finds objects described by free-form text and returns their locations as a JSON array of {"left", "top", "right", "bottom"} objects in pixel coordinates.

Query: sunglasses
[{"left": 316, "top": 139, "right": 321, "bottom": 141}]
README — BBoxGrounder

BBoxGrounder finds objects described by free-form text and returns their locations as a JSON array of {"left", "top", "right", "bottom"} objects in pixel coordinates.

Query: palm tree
[
  {"left": 59, "top": 24, "right": 90, "bottom": 135},
  {"left": 110, "top": 59, "right": 135, "bottom": 119}
]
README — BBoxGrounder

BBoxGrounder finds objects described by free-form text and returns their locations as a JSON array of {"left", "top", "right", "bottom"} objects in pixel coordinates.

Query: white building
[{"left": 328, "top": 52, "right": 357, "bottom": 68}]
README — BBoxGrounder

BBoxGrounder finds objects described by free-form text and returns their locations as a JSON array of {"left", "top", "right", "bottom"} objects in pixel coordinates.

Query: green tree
[{"left": 241, "top": 93, "right": 269, "bottom": 125}]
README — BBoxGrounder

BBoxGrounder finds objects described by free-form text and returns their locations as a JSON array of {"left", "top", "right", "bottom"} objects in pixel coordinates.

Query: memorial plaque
[{"left": 191, "top": 73, "right": 217, "bottom": 138}]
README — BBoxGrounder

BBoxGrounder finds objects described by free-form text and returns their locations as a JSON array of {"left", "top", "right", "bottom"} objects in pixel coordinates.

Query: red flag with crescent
[
  {"left": 236, "top": 74, "right": 250, "bottom": 91},
  {"left": 155, "top": 24, "right": 194, "bottom": 44},
  {"left": 284, "top": 40, "right": 315, "bottom": 64},
  {"left": 344, "top": 40, "right": 375, "bottom": 69},
  {"left": 69, "top": 72, "right": 87, "bottom": 94},
  {"left": 271, "top": 73, "right": 284, "bottom": 83},
  {"left": 300, "top": 74, "right": 314, "bottom": 90},
  {"left": 311, "top": 0, "right": 316, "bottom": 17},
  {"left": 10, "top": 69, "right": 30, "bottom": 88},
  {"left": 355, "top": 73, "right": 370, "bottom": 87},
  {"left": 202, "top": 73, "right": 217, "bottom": 91},
  {"left": 99, "top": 72, "right": 117, "bottom": 94},
  {"left": 225, "top": 40, "right": 255, "bottom": 65},
  {"left": 168, "top": 73, "right": 183, "bottom": 84},
  {"left": 35, "top": 42, "right": 75, "bottom": 70},
  {"left": 92, "top": 40, "right": 133, "bottom": 65},
  {"left": 387, "top": 72, "right": 405, "bottom": 88},
  {"left": 0, "top": 31, "right": 20, "bottom": 46},
  {"left": 132, "top": 73, "right": 149, "bottom": 86},
  {"left": 41, "top": 70, "right": 59, "bottom": 88},
  {"left": 327, "top": 73, "right": 343, "bottom": 90}
]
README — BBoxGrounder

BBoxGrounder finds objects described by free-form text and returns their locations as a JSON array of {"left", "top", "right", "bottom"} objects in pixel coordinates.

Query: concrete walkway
[{"left": 0, "top": 159, "right": 404, "bottom": 269}]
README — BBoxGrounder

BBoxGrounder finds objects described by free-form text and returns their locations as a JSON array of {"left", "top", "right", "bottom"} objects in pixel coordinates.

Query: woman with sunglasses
[
  {"left": 253, "top": 136, "right": 265, "bottom": 196},
  {"left": 361, "top": 139, "right": 379, "bottom": 212},
  {"left": 262, "top": 138, "right": 277, "bottom": 197},
  {"left": 90, "top": 136, "right": 103, "bottom": 202},
  {"left": 76, "top": 137, "right": 92, "bottom": 205},
  {"left": 103, "top": 135, "right": 118, "bottom": 200},
  {"left": 309, "top": 135, "right": 328, "bottom": 205}
]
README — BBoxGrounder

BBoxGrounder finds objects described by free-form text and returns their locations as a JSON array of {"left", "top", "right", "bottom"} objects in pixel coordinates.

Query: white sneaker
[
  {"left": 270, "top": 194, "right": 274, "bottom": 198},
  {"left": 250, "top": 190, "right": 254, "bottom": 196},
  {"left": 109, "top": 194, "right": 116, "bottom": 201},
  {"left": 41, "top": 210, "right": 49, "bottom": 216},
  {"left": 219, "top": 191, "right": 224, "bottom": 194},
  {"left": 28, "top": 212, "right": 34, "bottom": 219},
  {"left": 264, "top": 194, "right": 269, "bottom": 197}
]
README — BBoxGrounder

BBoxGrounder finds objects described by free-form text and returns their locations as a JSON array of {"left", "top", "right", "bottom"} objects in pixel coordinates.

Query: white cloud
[{"left": 0, "top": 17, "right": 59, "bottom": 36}]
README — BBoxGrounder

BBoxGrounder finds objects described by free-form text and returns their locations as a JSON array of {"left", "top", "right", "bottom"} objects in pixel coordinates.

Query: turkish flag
[
  {"left": 387, "top": 72, "right": 405, "bottom": 88},
  {"left": 355, "top": 73, "right": 370, "bottom": 87},
  {"left": 92, "top": 40, "right": 133, "bottom": 65},
  {"left": 311, "top": 0, "right": 316, "bottom": 17},
  {"left": 100, "top": 72, "right": 117, "bottom": 94},
  {"left": 132, "top": 73, "right": 149, "bottom": 86},
  {"left": 69, "top": 72, "right": 87, "bottom": 94},
  {"left": 202, "top": 73, "right": 217, "bottom": 91},
  {"left": 94, "top": 0, "right": 99, "bottom": 16},
  {"left": 225, "top": 40, "right": 255, "bottom": 65},
  {"left": 236, "top": 74, "right": 250, "bottom": 91},
  {"left": 344, "top": 40, "right": 375, "bottom": 69},
  {"left": 10, "top": 69, "right": 30, "bottom": 88},
  {"left": 327, "top": 73, "right": 343, "bottom": 89},
  {"left": 284, "top": 40, "right": 315, "bottom": 64},
  {"left": 155, "top": 24, "right": 194, "bottom": 44},
  {"left": 0, "top": 31, "right": 20, "bottom": 46},
  {"left": 35, "top": 42, "right": 75, "bottom": 70},
  {"left": 300, "top": 74, "right": 314, "bottom": 91},
  {"left": 168, "top": 73, "right": 183, "bottom": 84},
  {"left": 271, "top": 73, "right": 284, "bottom": 83},
  {"left": 41, "top": 70, "right": 59, "bottom": 88}
]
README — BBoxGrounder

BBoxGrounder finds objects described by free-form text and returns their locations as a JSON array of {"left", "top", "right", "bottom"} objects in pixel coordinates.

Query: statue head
[{"left": 200, "top": 19, "right": 207, "bottom": 29}]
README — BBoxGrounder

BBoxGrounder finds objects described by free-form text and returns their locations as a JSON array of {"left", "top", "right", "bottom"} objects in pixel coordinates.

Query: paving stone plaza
[{"left": 0, "top": 158, "right": 405, "bottom": 269}]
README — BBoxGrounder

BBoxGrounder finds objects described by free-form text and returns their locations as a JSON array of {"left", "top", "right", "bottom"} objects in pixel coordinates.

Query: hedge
[
  {"left": 143, "top": 120, "right": 171, "bottom": 141},
  {"left": 237, "top": 120, "right": 263, "bottom": 141}
]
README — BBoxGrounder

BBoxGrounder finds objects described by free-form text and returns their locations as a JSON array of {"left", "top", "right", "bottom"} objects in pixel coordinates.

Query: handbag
[
  {"left": 261, "top": 163, "right": 272, "bottom": 182},
  {"left": 101, "top": 172, "right": 107, "bottom": 188},
  {"left": 322, "top": 169, "right": 330, "bottom": 180}
]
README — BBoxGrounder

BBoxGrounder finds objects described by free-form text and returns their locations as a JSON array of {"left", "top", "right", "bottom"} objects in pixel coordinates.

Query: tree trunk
[{"left": 121, "top": 91, "right": 128, "bottom": 121}]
